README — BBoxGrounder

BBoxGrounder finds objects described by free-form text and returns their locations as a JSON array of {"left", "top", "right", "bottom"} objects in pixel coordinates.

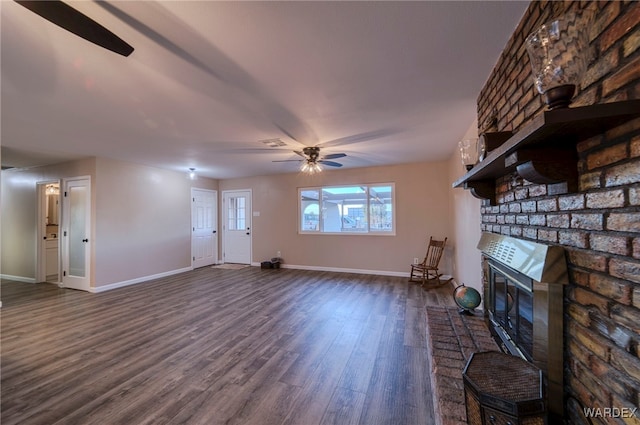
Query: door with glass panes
[
  {"left": 61, "top": 177, "right": 91, "bottom": 291},
  {"left": 222, "top": 190, "right": 251, "bottom": 264}
]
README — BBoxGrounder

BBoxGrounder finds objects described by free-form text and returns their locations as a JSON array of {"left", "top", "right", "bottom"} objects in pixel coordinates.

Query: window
[
  {"left": 299, "top": 184, "right": 395, "bottom": 234},
  {"left": 227, "top": 196, "right": 246, "bottom": 230}
]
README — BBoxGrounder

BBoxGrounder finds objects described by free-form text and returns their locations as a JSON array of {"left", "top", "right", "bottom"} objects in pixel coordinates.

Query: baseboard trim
[
  {"left": 91, "top": 267, "right": 193, "bottom": 293},
  {"left": 91, "top": 264, "right": 444, "bottom": 292},
  {"left": 252, "top": 263, "right": 410, "bottom": 277},
  {"left": 1, "top": 274, "right": 37, "bottom": 283}
]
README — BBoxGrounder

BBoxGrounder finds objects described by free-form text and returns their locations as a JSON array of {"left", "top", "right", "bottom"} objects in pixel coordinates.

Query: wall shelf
[{"left": 452, "top": 100, "right": 640, "bottom": 205}]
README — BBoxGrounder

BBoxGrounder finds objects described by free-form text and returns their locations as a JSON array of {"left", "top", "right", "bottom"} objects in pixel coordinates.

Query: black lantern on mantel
[{"left": 525, "top": 9, "right": 593, "bottom": 109}]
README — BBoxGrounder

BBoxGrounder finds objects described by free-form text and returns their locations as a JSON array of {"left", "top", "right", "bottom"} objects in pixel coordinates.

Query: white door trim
[{"left": 222, "top": 189, "right": 252, "bottom": 264}]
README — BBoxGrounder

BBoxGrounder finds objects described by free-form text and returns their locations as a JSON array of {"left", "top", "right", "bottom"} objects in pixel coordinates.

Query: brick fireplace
[{"left": 461, "top": 0, "right": 640, "bottom": 422}]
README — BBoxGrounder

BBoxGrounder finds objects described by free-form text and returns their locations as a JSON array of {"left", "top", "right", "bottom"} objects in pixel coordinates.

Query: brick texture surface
[
  {"left": 475, "top": 0, "right": 640, "bottom": 420},
  {"left": 425, "top": 307, "right": 499, "bottom": 425}
]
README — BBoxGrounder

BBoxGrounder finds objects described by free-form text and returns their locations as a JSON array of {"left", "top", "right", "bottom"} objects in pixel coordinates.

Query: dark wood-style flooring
[{"left": 1, "top": 267, "right": 455, "bottom": 425}]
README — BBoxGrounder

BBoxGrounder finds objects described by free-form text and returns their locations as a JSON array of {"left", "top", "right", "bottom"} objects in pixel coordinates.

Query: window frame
[{"left": 298, "top": 183, "right": 396, "bottom": 236}]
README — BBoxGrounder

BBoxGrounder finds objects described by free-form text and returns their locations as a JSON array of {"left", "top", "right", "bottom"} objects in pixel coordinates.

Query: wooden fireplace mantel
[{"left": 452, "top": 100, "right": 640, "bottom": 205}]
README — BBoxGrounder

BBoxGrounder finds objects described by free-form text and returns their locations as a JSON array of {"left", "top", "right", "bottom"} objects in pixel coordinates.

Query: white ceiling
[{"left": 1, "top": 1, "right": 528, "bottom": 179}]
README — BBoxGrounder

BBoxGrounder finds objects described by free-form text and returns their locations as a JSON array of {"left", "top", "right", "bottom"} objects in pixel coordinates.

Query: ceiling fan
[
  {"left": 273, "top": 146, "right": 347, "bottom": 173},
  {"left": 15, "top": 0, "right": 134, "bottom": 56}
]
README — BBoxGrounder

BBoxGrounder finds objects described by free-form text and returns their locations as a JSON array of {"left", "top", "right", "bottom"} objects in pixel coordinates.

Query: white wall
[
  {"left": 1, "top": 158, "right": 97, "bottom": 281},
  {"left": 0, "top": 157, "right": 218, "bottom": 289},
  {"left": 93, "top": 157, "right": 218, "bottom": 287},
  {"left": 220, "top": 160, "right": 453, "bottom": 275},
  {"left": 2, "top": 153, "right": 479, "bottom": 289},
  {"left": 447, "top": 121, "right": 483, "bottom": 303}
]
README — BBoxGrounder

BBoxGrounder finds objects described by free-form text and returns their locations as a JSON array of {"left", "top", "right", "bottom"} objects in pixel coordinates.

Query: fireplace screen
[
  {"left": 488, "top": 261, "right": 534, "bottom": 361},
  {"left": 477, "top": 232, "right": 568, "bottom": 420}
]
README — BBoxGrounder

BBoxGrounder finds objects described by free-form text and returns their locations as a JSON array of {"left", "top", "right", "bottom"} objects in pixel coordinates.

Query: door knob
[
  {"left": 246, "top": 232, "right": 250, "bottom": 235},
  {"left": 213, "top": 230, "right": 217, "bottom": 234},
  {"left": 82, "top": 238, "right": 89, "bottom": 243}
]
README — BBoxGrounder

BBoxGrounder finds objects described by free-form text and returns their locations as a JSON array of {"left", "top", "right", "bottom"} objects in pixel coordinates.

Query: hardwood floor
[{"left": 1, "top": 267, "right": 455, "bottom": 425}]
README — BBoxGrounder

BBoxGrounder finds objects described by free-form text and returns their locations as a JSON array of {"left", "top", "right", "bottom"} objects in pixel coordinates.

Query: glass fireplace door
[{"left": 488, "top": 262, "right": 534, "bottom": 361}]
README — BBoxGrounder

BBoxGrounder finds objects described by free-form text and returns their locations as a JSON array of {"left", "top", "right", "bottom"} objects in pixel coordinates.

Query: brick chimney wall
[{"left": 476, "top": 0, "right": 640, "bottom": 421}]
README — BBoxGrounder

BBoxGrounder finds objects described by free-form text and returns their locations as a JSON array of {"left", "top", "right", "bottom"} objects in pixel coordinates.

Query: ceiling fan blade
[
  {"left": 322, "top": 153, "right": 347, "bottom": 160},
  {"left": 318, "top": 160, "right": 343, "bottom": 167},
  {"left": 218, "top": 148, "right": 292, "bottom": 154},
  {"left": 294, "top": 150, "right": 306, "bottom": 158},
  {"left": 319, "top": 128, "right": 401, "bottom": 148},
  {"left": 15, "top": 0, "right": 134, "bottom": 57},
  {"left": 272, "top": 159, "right": 303, "bottom": 163},
  {"left": 96, "top": 2, "right": 317, "bottom": 145}
]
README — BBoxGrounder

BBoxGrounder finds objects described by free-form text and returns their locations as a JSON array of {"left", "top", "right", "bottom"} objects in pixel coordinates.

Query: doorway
[
  {"left": 36, "top": 181, "right": 61, "bottom": 283},
  {"left": 60, "top": 177, "right": 92, "bottom": 291},
  {"left": 191, "top": 188, "right": 218, "bottom": 268},
  {"left": 222, "top": 189, "right": 252, "bottom": 264}
]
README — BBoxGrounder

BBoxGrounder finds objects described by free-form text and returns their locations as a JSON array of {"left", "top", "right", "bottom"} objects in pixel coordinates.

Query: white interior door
[
  {"left": 61, "top": 177, "right": 91, "bottom": 291},
  {"left": 223, "top": 190, "right": 252, "bottom": 264},
  {"left": 192, "top": 188, "right": 217, "bottom": 268}
]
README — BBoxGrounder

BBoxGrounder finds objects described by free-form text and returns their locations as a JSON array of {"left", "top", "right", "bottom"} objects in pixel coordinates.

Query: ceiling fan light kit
[
  {"left": 272, "top": 145, "right": 347, "bottom": 174},
  {"left": 301, "top": 160, "right": 323, "bottom": 174}
]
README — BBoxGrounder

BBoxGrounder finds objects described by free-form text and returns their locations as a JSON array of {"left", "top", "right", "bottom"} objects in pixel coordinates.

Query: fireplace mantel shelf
[{"left": 452, "top": 100, "right": 640, "bottom": 205}]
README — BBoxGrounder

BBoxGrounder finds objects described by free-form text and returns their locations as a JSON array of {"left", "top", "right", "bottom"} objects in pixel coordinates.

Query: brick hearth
[{"left": 425, "top": 306, "right": 499, "bottom": 425}]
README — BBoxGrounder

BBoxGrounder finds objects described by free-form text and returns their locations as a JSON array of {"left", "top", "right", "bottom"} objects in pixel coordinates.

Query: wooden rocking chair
[{"left": 409, "top": 237, "right": 447, "bottom": 285}]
